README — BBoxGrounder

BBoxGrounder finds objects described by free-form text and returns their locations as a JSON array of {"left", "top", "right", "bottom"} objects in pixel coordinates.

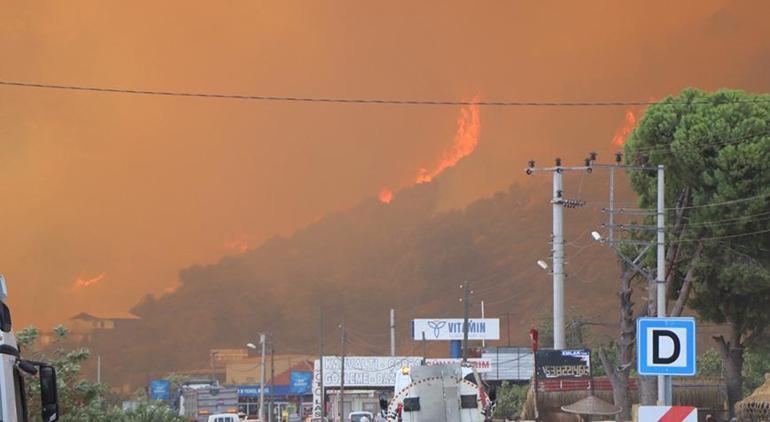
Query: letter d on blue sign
[
  {"left": 637, "top": 317, "right": 696, "bottom": 376},
  {"left": 652, "top": 330, "right": 680, "bottom": 364}
]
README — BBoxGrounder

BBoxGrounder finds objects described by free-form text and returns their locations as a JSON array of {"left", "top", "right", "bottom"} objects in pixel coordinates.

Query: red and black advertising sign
[{"left": 535, "top": 349, "right": 591, "bottom": 379}]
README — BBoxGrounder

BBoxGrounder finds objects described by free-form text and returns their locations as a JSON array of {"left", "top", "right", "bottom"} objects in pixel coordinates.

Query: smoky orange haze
[{"left": 1, "top": 1, "right": 769, "bottom": 327}]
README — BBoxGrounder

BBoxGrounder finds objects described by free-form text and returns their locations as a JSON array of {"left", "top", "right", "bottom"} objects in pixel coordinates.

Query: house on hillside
[
  {"left": 67, "top": 312, "right": 140, "bottom": 342},
  {"left": 35, "top": 312, "right": 140, "bottom": 346}
]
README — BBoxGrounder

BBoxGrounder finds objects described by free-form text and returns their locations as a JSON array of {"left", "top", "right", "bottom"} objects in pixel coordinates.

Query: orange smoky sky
[{"left": 0, "top": 1, "right": 769, "bottom": 327}]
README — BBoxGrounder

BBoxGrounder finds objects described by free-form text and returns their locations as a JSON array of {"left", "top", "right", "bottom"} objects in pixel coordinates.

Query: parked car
[
  {"left": 207, "top": 414, "right": 241, "bottom": 422},
  {"left": 348, "top": 411, "right": 374, "bottom": 422}
]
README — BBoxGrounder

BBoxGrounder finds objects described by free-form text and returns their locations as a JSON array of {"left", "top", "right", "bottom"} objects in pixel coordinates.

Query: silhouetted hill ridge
[{"left": 96, "top": 177, "right": 621, "bottom": 386}]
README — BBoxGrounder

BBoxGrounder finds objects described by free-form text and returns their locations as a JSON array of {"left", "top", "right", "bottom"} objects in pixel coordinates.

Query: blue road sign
[
  {"left": 290, "top": 371, "right": 313, "bottom": 395},
  {"left": 637, "top": 317, "right": 696, "bottom": 376},
  {"left": 149, "top": 379, "right": 171, "bottom": 401}
]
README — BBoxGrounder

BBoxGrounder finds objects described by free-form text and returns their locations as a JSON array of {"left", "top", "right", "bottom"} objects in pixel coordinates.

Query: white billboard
[
  {"left": 312, "top": 356, "right": 422, "bottom": 417},
  {"left": 412, "top": 318, "right": 500, "bottom": 341},
  {"left": 426, "top": 358, "right": 492, "bottom": 373}
]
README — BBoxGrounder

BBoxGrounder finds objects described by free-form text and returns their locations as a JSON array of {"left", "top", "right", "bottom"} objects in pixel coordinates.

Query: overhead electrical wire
[
  {"left": 608, "top": 211, "right": 770, "bottom": 231},
  {"left": 625, "top": 130, "right": 769, "bottom": 155},
  {"left": 2, "top": 79, "right": 770, "bottom": 107},
  {"left": 618, "top": 192, "right": 770, "bottom": 213},
  {"left": 674, "top": 227, "right": 770, "bottom": 243}
]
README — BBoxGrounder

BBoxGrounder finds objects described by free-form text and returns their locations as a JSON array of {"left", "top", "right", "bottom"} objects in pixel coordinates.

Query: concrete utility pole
[
  {"left": 590, "top": 153, "right": 671, "bottom": 405},
  {"left": 552, "top": 159, "right": 565, "bottom": 350},
  {"left": 608, "top": 158, "right": 617, "bottom": 243},
  {"left": 526, "top": 158, "right": 587, "bottom": 350},
  {"left": 338, "top": 317, "right": 346, "bottom": 422},
  {"left": 526, "top": 158, "right": 584, "bottom": 350},
  {"left": 389, "top": 309, "right": 395, "bottom": 357},
  {"left": 462, "top": 282, "right": 471, "bottom": 362},
  {"left": 656, "top": 165, "right": 672, "bottom": 405},
  {"left": 270, "top": 344, "right": 275, "bottom": 422},
  {"left": 259, "top": 333, "right": 267, "bottom": 422},
  {"left": 319, "top": 307, "right": 325, "bottom": 419}
]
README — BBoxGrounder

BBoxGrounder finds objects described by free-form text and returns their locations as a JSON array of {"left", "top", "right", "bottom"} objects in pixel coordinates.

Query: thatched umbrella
[
  {"left": 736, "top": 373, "right": 770, "bottom": 421},
  {"left": 561, "top": 395, "right": 621, "bottom": 420}
]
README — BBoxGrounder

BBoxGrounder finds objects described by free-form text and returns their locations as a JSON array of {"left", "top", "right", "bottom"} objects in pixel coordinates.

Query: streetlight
[
  {"left": 246, "top": 336, "right": 267, "bottom": 421},
  {"left": 246, "top": 343, "right": 262, "bottom": 419}
]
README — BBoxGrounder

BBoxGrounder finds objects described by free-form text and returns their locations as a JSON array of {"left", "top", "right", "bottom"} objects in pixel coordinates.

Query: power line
[
  {"left": 606, "top": 211, "right": 770, "bottom": 231},
  {"left": 681, "top": 193, "right": 770, "bottom": 210},
  {"left": 610, "top": 192, "right": 770, "bottom": 213},
  {"left": 626, "top": 130, "right": 769, "bottom": 155},
  {"left": 604, "top": 227, "right": 770, "bottom": 245},
  {"left": 677, "top": 227, "right": 770, "bottom": 243},
  {"left": 2, "top": 79, "right": 770, "bottom": 107}
]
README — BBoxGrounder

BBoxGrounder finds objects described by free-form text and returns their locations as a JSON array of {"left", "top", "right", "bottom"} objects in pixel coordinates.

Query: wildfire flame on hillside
[
  {"left": 378, "top": 187, "right": 394, "bottom": 204},
  {"left": 224, "top": 238, "right": 249, "bottom": 253},
  {"left": 73, "top": 273, "right": 106, "bottom": 290},
  {"left": 379, "top": 101, "right": 481, "bottom": 203},
  {"left": 612, "top": 108, "right": 645, "bottom": 146}
]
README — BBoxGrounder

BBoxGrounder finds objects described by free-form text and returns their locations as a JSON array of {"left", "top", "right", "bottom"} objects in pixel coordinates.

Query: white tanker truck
[
  {"left": 0, "top": 276, "right": 60, "bottom": 421},
  {"left": 386, "top": 363, "right": 494, "bottom": 422}
]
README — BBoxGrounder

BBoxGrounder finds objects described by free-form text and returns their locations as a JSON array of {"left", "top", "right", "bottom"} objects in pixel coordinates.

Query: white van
[{"left": 207, "top": 414, "right": 241, "bottom": 422}]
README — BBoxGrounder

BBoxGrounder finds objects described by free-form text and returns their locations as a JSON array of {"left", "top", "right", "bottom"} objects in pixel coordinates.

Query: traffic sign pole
[{"left": 656, "top": 165, "right": 673, "bottom": 404}]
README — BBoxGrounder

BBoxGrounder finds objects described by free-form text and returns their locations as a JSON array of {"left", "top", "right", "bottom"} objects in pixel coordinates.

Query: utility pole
[
  {"left": 209, "top": 351, "right": 218, "bottom": 385},
  {"left": 97, "top": 355, "right": 102, "bottom": 384},
  {"left": 506, "top": 312, "right": 511, "bottom": 347},
  {"left": 526, "top": 158, "right": 587, "bottom": 350},
  {"left": 481, "top": 300, "right": 486, "bottom": 348},
  {"left": 656, "top": 165, "right": 672, "bottom": 405},
  {"left": 259, "top": 333, "right": 266, "bottom": 422},
  {"left": 461, "top": 282, "right": 471, "bottom": 362},
  {"left": 421, "top": 332, "right": 427, "bottom": 364},
  {"left": 389, "top": 309, "right": 396, "bottom": 357},
  {"left": 270, "top": 343, "right": 275, "bottom": 422},
  {"left": 319, "top": 307, "right": 325, "bottom": 419},
  {"left": 552, "top": 158, "right": 565, "bottom": 350},
  {"left": 338, "top": 317, "right": 346, "bottom": 422},
  {"left": 589, "top": 153, "right": 670, "bottom": 405},
  {"left": 608, "top": 155, "right": 617, "bottom": 243}
]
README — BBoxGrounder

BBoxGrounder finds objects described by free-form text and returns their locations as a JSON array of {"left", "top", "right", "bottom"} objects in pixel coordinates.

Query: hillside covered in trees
[{"left": 90, "top": 174, "right": 624, "bottom": 387}]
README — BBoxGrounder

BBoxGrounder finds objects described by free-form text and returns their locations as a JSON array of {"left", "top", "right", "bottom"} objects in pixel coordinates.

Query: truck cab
[{"left": 0, "top": 276, "right": 60, "bottom": 422}]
